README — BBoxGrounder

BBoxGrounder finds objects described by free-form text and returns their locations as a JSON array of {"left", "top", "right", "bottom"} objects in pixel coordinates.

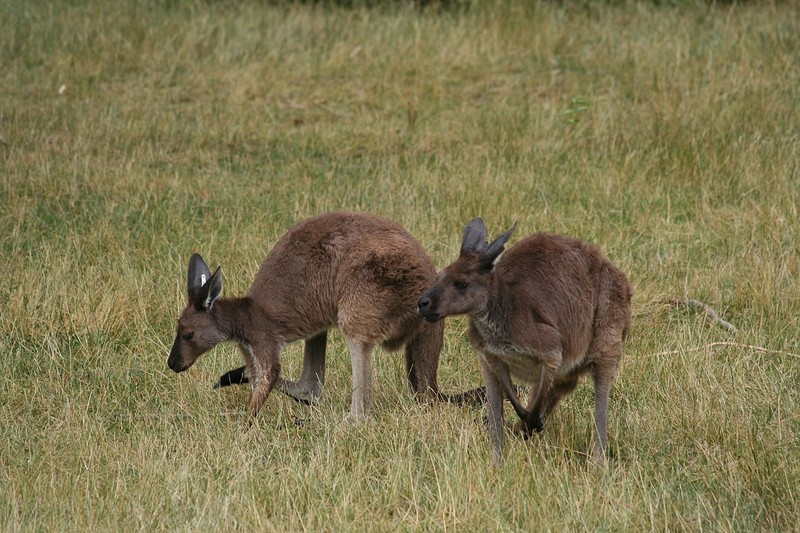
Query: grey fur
[{"left": 419, "top": 221, "right": 632, "bottom": 465}]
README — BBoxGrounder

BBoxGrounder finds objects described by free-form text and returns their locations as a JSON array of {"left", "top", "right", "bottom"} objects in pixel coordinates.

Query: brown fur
[
  {"left": 418, "top": 218, "right": 632, "bottom": 464},
  {"left": 168, "top": 212, "right": 445, "bottom": 420}
]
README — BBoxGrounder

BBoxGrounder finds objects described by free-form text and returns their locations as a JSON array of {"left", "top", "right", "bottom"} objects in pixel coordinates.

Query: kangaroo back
[{"left": 247, "top": 212, "right": 437, "bottom": 348}]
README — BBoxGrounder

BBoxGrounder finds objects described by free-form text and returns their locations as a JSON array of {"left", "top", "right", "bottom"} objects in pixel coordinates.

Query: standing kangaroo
[
  {"left": 417, "top": 218, "right": 632, "bottom": 464},
  {"left": 167, "top": 212, "right": 446, "bottom": 420}
]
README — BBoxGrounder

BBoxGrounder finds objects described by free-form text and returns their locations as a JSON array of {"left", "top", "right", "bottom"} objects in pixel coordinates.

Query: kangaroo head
[
  {"left": 167, "top": 253, "right": 226, "bottom": 373},
  {"left": 417, "top": 218, "right": 517, "bottom": 323}
]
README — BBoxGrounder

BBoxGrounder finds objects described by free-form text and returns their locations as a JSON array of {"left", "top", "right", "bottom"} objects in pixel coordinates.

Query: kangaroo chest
[
  {"left": 471, "top": 314, "right": 528, "bottom": 357},
  {"left": 470, "top": 313, "right": 574, "bottom": 385}
]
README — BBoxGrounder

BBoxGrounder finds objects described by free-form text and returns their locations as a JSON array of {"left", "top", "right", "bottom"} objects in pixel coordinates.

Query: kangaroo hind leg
[
  {"left": 404, "top": 320, "right": 442, "bottom": 399},
  {"left": 276, "top": 331, "right": 328, "bottom": 405}
]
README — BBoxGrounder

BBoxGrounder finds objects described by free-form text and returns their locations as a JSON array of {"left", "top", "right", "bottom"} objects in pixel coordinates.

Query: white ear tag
[
  {"left": 491, "top": 251, "right": 505, "bottom": 272},
  {"left": 201, "top": 274, "right": 207, "bottom": 286}
]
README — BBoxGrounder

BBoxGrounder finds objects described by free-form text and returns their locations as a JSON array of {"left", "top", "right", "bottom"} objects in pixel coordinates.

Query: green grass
[{"left": 2, "top": 0, "right": 798, "bottom": 530}]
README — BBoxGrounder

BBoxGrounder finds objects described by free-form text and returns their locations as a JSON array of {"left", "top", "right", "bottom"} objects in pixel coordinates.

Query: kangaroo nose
[{"left": 417, "top": 296, "right": 431, "bottom": 310}]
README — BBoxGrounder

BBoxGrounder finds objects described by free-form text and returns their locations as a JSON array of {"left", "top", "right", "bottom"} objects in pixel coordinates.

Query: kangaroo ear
[
  {"left": 460, "top": 217, "right": 489, "bottom": 255},
  {"left": 187, "top": 253, "right": 212, "bottom": 302},
  {"left": 192, "top": 266, "right": 222, "bottom": 312},
  {"left": 484, "top": 221, "right": 518, "bottom": 264},
  {"left": 202, "top": 267, "right": 223, "bottom": 311}
]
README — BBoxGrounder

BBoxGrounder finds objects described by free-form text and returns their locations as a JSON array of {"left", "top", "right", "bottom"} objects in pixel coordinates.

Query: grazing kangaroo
[
  {"left": 417, "top": 218, "right": 632, "bottom": 464},
  {"left": 167, "top": 212, "right": 447, "bottom": 420}
]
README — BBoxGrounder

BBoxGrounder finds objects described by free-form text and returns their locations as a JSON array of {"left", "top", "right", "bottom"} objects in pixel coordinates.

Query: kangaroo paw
[{"left": 526, "top": 417, "right": 545, "bottom": 435}]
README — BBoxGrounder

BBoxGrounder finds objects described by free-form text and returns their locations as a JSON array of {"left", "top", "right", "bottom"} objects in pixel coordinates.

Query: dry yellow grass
[{"left": 1, "top": 0, "right": 798, "bottom": 530}]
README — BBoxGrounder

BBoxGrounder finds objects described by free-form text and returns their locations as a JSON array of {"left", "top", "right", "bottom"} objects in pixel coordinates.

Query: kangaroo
[
  {"left": 167, "top": 212, "right": 447, "bottom": 420},
  {"left": 417, "top": 218, "right": 632, "bottom": 464}
]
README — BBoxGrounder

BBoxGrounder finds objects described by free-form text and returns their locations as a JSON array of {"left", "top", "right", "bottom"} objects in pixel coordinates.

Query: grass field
[{"left": 2, "top": 0, "right": 799, "bottom": 530}]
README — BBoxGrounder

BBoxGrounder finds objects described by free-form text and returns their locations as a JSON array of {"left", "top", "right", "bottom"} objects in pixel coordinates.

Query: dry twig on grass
[
  {"left": 654, "top": 342, "right": 800, "bottom": 359},
  {"left": 668, "top": 298, "right": 738, "bottom": 334}
]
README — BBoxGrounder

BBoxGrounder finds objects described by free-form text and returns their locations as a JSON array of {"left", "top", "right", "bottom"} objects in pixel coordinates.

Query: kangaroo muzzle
[
  {"left": 167, "top": 335, "right": 191, "bottom": 372},
  {"left": 417, "top": 294, "right": 441, "bottom": 323}
]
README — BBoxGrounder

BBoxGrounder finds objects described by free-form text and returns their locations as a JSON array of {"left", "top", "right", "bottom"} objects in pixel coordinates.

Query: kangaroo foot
[
  {"left": 276, "top": 377, "right": 322, "bottom": 405},
  {"left": 213, "top": 366, "right": 249, "bottom": 389}
]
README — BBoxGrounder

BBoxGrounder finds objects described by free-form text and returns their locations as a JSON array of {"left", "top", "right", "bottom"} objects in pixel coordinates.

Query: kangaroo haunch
[
  {"left": 167, "top": 211, "right": 446, "bottom": 420},
  {"left": 418, "top": 218, "right": 632, "bottom": 464}
]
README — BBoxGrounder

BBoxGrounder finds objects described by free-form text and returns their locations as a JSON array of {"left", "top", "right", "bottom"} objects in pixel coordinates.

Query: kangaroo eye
[
  {"left": 182, "top": 332, "right": 194, "bottom": 341},
  {"left": 453, "top": 281, "right": 469, "bottom": 291}
]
